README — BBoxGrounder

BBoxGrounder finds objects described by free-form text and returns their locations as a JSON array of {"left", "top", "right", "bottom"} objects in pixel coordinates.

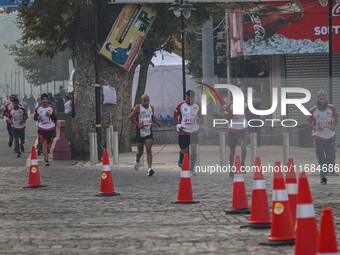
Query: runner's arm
[
  {"left": 151, "top": 106, "right": 162, "bottom": 127},
  {"left": 173, "top": 103, "right": 181, "bottom": 125},
  {"left": 129, "top": 105, "right": 141, "bottom": 127}
]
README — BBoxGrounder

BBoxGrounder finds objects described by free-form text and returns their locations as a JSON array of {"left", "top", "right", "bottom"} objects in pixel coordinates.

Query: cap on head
[
  {"left": 317, "top": 89, "right": 326, "bottom": 98},
  {"left": 186, "top": 90, "right": 195, "bottom": 97}
]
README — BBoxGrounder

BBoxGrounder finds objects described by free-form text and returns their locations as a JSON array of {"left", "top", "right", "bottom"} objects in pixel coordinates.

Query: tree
[
  {"left": 7, "top": 42, "right": 71, "bottom": 85},
  {"left": 14, "top": 0, "right": 224, "bottom": 155}
]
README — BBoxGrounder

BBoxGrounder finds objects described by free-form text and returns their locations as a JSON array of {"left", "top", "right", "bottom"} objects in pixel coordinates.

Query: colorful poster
[
  {"left": 230, "top": 1, "right": 340, "bottom": 56},
  {"left": 99, "top": 4, "right": 157, "bottom": 71}
]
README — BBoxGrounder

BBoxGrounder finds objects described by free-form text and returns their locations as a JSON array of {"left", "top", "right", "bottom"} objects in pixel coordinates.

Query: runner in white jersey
[
  {"left": 129, "top": 95, "right": 162, "bottom": 176},
  {"left": 34, "top": 93, "right": 57, "bottom": 166},
  {"left": 174, "top": 90, "right": 201, "bottom": 171},
  {"left": 307, "top": 90, "right": 338, "bottom": 185},
  {"left": 225, "top": 101, "right": 250, "bottom": 175},
  {"left": 8, "top": 98, "right": 28, "bottom": 157},
  {"left": 2, "top": 94, "right": 17, "bottom": 148}
]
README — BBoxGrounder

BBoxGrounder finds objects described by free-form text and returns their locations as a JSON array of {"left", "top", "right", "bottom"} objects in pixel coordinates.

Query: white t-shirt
[
  {"left": 174, "top": 101, "right": 201, "bottom": 135},
  {"left": 9, "top": 106, "right": 27, "bottom": 130},
  {"left": 34, "top": 104, "right": 57, "bottom": 131},
  {"left": 308, "top": 104, "right": 338, "bottom": 140}
]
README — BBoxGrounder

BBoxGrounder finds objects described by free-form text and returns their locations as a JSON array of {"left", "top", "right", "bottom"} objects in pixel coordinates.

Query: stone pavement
[{"left": 1, "top": 144, "right": 340, "bottom": 254}]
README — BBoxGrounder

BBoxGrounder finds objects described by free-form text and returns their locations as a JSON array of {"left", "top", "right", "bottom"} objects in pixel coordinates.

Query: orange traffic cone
[
  {"left": 294, "top": 171, "right": 318, "bottom": 255},
  {"left": 173, "top": 153, "right": 199, "bottom": 203},
  {"left": 260, "top": 161, "right": 295, "bottom": 246},
  {"left": 226, "top": 155, "right": 250, "bottom": 214},
  {"left": 247, "top": 156, "right": 271, "bottom": 228},
  {"left": 96, "top": 149, "right": 119, "bottom": 196},
  {"left": 317, "top": 207, "right": 339, "bottom": 255},
  {"left": 286, "top": 158, "right": 298, "bottom": 224},
  {"left": 23, "top": 146, "right": 46, "bottom": 188}
]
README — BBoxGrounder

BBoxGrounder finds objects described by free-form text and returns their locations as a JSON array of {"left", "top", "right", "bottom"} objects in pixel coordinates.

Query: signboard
[
  {"left": 107, "top": 0, "right": 290, "bottom": 3},
  {"left": 0, "top": 0, "right": 34, "bottom": 7},
  {"left": 99, "top": 4, "right": 157, "bottom": 71},
  {"left": 230, "top": 0, "right": 340, "bottom": 57}
]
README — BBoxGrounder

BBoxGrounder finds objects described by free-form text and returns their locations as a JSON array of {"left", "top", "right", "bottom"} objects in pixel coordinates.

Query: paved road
[
  {"left": 1, "top": 161, "right": 339, "bottom": 254},
  {"left": 1, "top": 119, "right": 340, "bottom": 254}
]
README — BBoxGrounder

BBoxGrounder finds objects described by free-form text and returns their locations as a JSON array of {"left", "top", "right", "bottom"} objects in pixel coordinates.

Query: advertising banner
[
  {"left": 99, "top": 4, "right": 157, "bottom": 71},
  {"left": 230, "top": 0, "right": 340, "bottom": 56}
]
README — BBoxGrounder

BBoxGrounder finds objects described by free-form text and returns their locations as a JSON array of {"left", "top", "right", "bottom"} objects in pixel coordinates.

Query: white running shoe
[{"left": 134, "top": 159, "right": 141, "bottom": 171}]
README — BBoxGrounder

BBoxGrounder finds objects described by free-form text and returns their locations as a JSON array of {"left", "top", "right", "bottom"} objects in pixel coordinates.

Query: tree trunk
[
  {"left": 133, "top": 54, "right": 153, "bottom": 107},
  {"left": 71, "top": 3, "right": 137, "bottom": 157}
]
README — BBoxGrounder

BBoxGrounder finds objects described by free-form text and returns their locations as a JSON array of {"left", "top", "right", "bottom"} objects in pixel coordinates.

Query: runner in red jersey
[
  {"left": 8, "top": 98, "right": 28, "bottom": 157},
  {"left": 34, "top": 93, "right": 57, "bottom": 166}
]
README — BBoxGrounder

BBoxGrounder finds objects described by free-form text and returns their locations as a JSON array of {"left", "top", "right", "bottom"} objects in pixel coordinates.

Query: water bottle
[
  {"left": 165, "top": 115, "right": 172, "bottom": 126},
  {"left": 159, "top": 115, "right": 165, "bottom": 125}
]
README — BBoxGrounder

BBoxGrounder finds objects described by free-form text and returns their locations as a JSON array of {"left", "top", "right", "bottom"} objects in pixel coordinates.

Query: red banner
[{"left": 230, "top": 1, "right": 340, "bottom": 57}]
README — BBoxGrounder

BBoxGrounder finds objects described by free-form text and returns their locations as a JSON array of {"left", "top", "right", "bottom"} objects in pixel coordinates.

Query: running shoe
[
  {"left": 320, "top": 178, "right": 327, "bottom": 185},
  {"left": 134, "top": 158, "right": 140, "bottom": 171},
  {"left": 148, "top": 168, "right": 155, "bottom": 177},
  {"left": 16, "top": 152, "right": 21, "bottom": 158},
  {"left": 44, "top": 161, "right": 50, "bottom": 167}
]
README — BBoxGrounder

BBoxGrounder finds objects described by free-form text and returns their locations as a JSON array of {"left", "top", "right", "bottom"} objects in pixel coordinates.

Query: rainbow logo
[{"left": 198, "top": 82, "right": 223, "bottom": 106}]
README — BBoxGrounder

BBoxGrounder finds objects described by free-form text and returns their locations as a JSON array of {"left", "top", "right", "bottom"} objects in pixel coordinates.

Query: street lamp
[
  {"left": 169, "top": 0, "right": 196, "bottom": 100},
  {"left": 319, "top": 0, "right": 340, "bottom": 104}
]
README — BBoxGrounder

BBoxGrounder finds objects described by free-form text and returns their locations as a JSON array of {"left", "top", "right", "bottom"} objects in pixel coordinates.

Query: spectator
[
  {"left": 22, "top": 95, "right": 29, "bottom": 112},
  {"left": 28, "top": 95, "right": 36, "bottom": 114},
  {"left": 55, "top": 93, "right": 65, "bottom": 113}
]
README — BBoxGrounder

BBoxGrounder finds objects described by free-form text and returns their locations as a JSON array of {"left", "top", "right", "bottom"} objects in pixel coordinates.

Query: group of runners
[
  {"left": 130, "top": 89, "right": 338, "bottom": 185},
  {"left": 2, "top": 93, "right": 57, "bottom": 166}
]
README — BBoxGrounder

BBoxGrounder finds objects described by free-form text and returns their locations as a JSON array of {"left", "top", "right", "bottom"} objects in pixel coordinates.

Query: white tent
[{"left": 132, "top": 51, "right": 199, "bottom": 118}]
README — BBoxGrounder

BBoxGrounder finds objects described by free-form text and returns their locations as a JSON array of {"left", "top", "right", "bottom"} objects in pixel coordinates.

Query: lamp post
[
  {"left": 169, "top": 0, "right": 195, "bottom": 100},
  {"left": 319, "top": 0, "right": 340, "bottom": 104},
  {"left": 92, "top": 0, "right": 102, "bottom": 159}
]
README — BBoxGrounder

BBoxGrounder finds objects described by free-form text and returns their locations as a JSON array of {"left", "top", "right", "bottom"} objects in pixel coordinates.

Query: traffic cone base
[
  {"left": 240, "top": 223, "right": 271, "bottom": 229},
  {"left": 171, "top": 201, "right": 199, "bottom": 204},
  {"left": 96, "top": 192, "right": 120, "bottom": 197},
  {"left": 259, "top": 239, "right": 295, "bottom": 246},
  {"left": 23, "top": 184, "right": 47, "bottom": 189},
  {"left": 225, "top": 208, "right": 250, "bottom": 215}
]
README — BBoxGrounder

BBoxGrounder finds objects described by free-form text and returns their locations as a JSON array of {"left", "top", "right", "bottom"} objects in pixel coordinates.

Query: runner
[
  {"left": 129, "top": 94, "right": 162, "bottom": 177},
  {"left": 307, "top": 90, "right": 338, "bottom": 185},
  {"left": 173, "top": 90, "right": 201, "bottom": 172},
  {"left": 34, "top": 93, "right": 57, "bottom": 166},
  {"left": 8, "top": 98, "right": 28, "bottom": 157},
  {"left": 2, "top": 94, "right": 17, "bottom": 149},
  {"left": 224, "top": 99, "right": 250, "bottom": 176}
]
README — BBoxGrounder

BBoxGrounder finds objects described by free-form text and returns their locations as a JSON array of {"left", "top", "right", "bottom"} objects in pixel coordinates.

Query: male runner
[
  {"left": 129, "top": 94, "right": 162, "bottom": 177},
  {"left": 174, "top": 90, "right": 201, "bottom": 172},
  {"left": 225, "top": 99, "right": 250, "bottom": 176},
  {"left": 8, "top": 98, "right": 28, "bottom": 157},
  {"left": 34, "top": 93, "right": 57, "bottom": 166},
  {"left": 307, "top": 90, "right": 338, "bottom": 185},
  {"left": 3, "top": 94, "right": 17, "bottom": 148}
]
